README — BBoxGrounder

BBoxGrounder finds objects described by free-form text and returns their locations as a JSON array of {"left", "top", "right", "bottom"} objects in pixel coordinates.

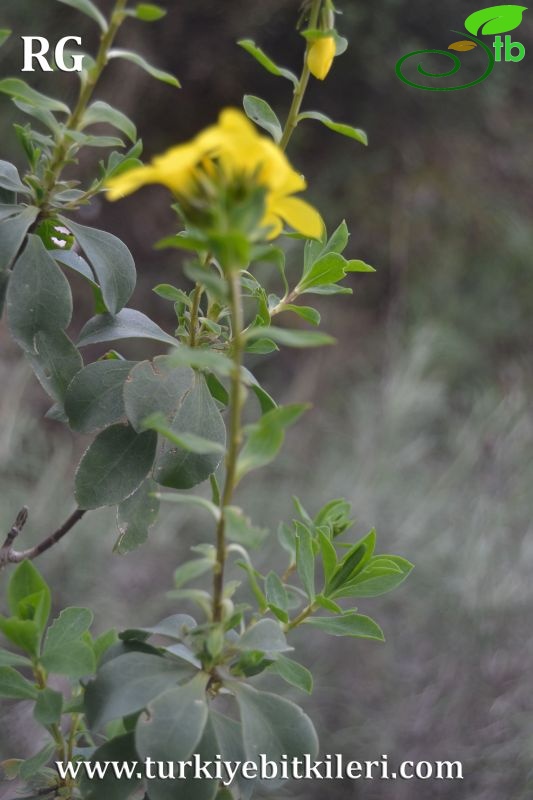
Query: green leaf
[
  {"left": 133, "top": 3, "right": 167, "bottom": 21},
  {"left": 19, "top": 741, "right": 55, "bottom": 781},
  {"left": 115, "top": 478, "right": 160, "bottom": 554},
  {"left": 58, "top": 217, "right": 135, "bottom": 314},
  {"left": 237, "top": 619, "right": 291, "bottom": 654},
  {"left": 0, "top": 648, "right": 31, "bottom": 668},
  {"left": 245, "top": 326, "right": 335, "bottom": 348},
  {"left": 156, "top": 492, "right": 221, "bottom": 521},
  {"left": 75, "top": 423, "right": 157, "bottom": 509},
  {"left": 464, "top": 5, "right": 527, "bottom": 35},
  {"left": 51, "top": 248, "right": 97, "bottom": 286},
  {"left": 0, "top": 30, "right": 11, "bottom": 49},
  {"left": 232, "top": 683, "right": 318, "bottom": 790},
  {"left": 265, "top": 572, "right": 289, "bottom": 621},
  {"left": 345, "top": 259, "right": 376, "bottom": 273},
  {"left": 269, "top": 654, "right": 313, "bottom": 693},
  {"left": 136, "top": 673, "right": 209, "bottom": 762},
  {"left": 0, "top": 617, "right": 40, "bottom": 656},
  {"left": 241, "top": 368, "right": 277, "bottom": 414},
  {"left": 166, "top": 345, "right": 233, "bottom": 377},
  {"left": 26, "top": 329, "right": 83, "bottom": 403},
  {"left": 297, "top": 252, "right": 347, "bottom": 292},
  {"left": 327, "top": 529, "right": 376, "bottom": 596},
  {"left": 0, "top": 205, "right": 39, "bottom": 270},
  {"left": 298, "top": 111, "right": 368, "bottom": 145},
  {"left": 41, "top": 617, "right": 96, "bottom": 677},
  {"left": 56, "top": 0, "right": 108, "bottom": 31},
  {"left": 78, "top": 309, "right": 178, "bottom": 348},
  {"left": 0, "top": 79, "right": 70, "bottom": 114},
  {"left": 0, "top": 203, "right": 23, "bottom": 223},
  {"left": 335, "top": 555, "right": 413, "bottom": 598},
  {"left": 295, "top": 522, "right": 315, "bottom": 601},
  {"left": 243, "top": 95, "right": 282, "bottom": 143},
  {"left": 0, "top": 161, "right": 30, "bottom": 195},
  {"left": 318, "top": 529, "right": 337, "bottom": 584},
  {"left": 237, "top": 40, "right": 298, "bottom": 87},
  {"left": 305, "top": 612, "right": 385, "bottom": 641},
  {"left": 153, "top": 284, "right": 191, "bottom": 304},
  {"left": 34, "top": 687, "right": 63, "bottom": 726},
  {"left": 85, "top": 651, "right": 194, "bottom": 729},
  {"left": 80, "top": 734, "right": 142, "bottom": 800},
  {"left": 8, "top": 561, "right": 51, "bottom": 634},
  {"left": 0, "top": 667, "right": 38, "bottom": 700},
  {"left": 154, "top": 374, "right": 226, "bottom": 491},
  {"left": 82, "top": 101, "right": 137, "bottom": 143},
  {"left": 283, "top": 304, "right": 321, "bottom": 326},
  {"left": 44, "top": 607, "right": 93, "bottom": 651},
  {"left": 174, "top": 558, "right": 214, "bottom": 589},
  {"left": 7, "top": 235, "right": 73, "bottom": 352},
  {"left": 236, "top": 404, "right": 308, "bottom": 481},
  {"left": 108, "top": 49, "right": 180, "bottom": 87},
  {"left": 65, "top": 360, "right": 135, "bottom": 433},
  {"left": 210, "top": 712, "right": 255, "bottom": 800},
  {"left": 223, "top": 506, "right": 268, "bottom": 548}
]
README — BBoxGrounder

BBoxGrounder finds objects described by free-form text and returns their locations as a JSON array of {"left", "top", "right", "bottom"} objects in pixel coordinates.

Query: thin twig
[{"left": 0, "top": 508, "right": 86, "bottom": 568}]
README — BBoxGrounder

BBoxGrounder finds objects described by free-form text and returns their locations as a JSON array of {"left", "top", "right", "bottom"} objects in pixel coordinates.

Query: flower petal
[{"left": 271, "top": 196, "right": 324, "bottom": 239}]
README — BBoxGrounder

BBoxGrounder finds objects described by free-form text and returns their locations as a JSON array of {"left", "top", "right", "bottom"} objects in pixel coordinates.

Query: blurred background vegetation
[{"left": 1, "top": 0, "right": 533, "bottom": 797}]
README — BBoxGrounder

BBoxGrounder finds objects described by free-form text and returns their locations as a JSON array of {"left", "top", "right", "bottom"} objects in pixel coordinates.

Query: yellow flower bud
[{"left": 307, "top": 36, "right": 336, "bottom": 81}]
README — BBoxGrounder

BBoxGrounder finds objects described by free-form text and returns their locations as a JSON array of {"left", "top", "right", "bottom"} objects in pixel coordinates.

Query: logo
[
  {"left": 21, "top": 36, "right": 84, "bottom": 73},
  {"left": 396, "top": 4, "right": 527, "bottom": 90}
]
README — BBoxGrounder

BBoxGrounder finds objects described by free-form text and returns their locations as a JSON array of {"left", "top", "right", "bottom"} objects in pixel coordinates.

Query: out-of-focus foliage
[{"left": 1, "top": 0, "right": 532, "bottom": 797}]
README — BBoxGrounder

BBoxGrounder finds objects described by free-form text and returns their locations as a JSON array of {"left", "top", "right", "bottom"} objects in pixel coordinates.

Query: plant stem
[
  {"left": 285, "top": 601, "right": 317, "bottom": 632},
  {"left": 0, "top": 508, "right": 86, "bottom": 567},
  {"left": 188, "top": 283, "right": 203, "bottom": 347},
  {"left": 39, "top": 0, "right": 128, "bottom": 214},
  {"left": 212, "top": 271, "right": 244, "bottom": 622},
  {"left": 279, "top": 0, "right": 323, "bottom": 152}
]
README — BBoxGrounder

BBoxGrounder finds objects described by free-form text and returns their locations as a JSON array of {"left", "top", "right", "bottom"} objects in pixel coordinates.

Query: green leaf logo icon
[{"left": 465, "top": 5, "right": 528, "bottom": 36}]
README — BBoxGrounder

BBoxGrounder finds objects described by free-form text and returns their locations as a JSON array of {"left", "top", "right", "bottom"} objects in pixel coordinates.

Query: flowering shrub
[{"left": 0, "top": 1, "right": 412, "bottom": 798}]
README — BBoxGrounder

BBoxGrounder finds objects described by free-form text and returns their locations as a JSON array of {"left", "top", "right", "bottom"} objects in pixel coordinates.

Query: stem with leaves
[
  {"left": 279, "top": 0, "right": 323, "bottom": 151},
  {"left": 39, "top": 0, "right": 128, "bottom": 214},
  {"left": 212, "top": 270, "right": 245, "bottom": 622}
]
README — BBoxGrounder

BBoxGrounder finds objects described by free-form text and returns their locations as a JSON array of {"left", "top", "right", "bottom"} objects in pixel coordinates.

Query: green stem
[
  {"left": 212, "top": 271, "right": 244, "bottom": 622},
  {"left": 279, "top": 0, "right": 323, "bottom": 152},
  {"left": 188, "top": 283, "right": 203, "bottom": 347},
  {"left": 285, "top": 601, "right": 317, "bottom": 631},
  {"left": 38, "top": 0, "right": 128, "bottom": 214}
]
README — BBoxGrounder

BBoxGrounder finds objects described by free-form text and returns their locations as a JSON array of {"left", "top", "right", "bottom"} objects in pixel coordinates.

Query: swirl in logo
[{"left": 395, "top": 31, "right": 495, "bottom": 91}]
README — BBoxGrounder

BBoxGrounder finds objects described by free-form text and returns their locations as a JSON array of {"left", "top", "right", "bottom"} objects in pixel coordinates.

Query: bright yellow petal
[
  {"left": 270, "top": 196, "right": 324, "bottom": 239},
  {"left": 307, "top": 37, "right": 336, "bottom": 81},
  {"left": 262, "top": 212, "right": 284, "bottom": 240},
  {"left": 106, "top": 165, "right": 162, "bottom": 200}
]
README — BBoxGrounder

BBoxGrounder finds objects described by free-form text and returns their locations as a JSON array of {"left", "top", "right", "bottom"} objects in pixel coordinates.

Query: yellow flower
[
  {"left": 307, "top": 36, "right": 336, "bottom": 80},
  {"left": 106, "top": 109, "right": 323, "bottom": 240}
]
